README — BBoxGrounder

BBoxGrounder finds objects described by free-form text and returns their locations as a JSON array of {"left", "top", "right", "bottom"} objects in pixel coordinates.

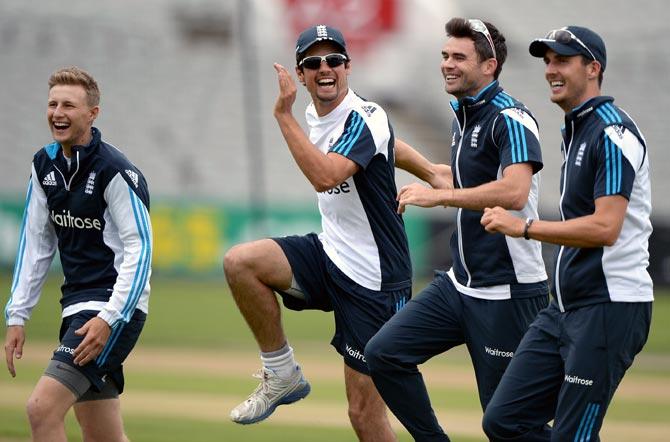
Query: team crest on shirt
[
  {"left": 84, "top": 172, "right": 96, "bottom": 194},
  {"left": 328, "top": 137, "right": 335, "bottom": 149},
  {"left": 451, "top": 132, "right": 456, "bottom": 147},
  {"left": 574, "top": 142, "right": 587, "bottom": 166},
  {"left": 470, "top": 125, "right": 482, "bottom": 148}
]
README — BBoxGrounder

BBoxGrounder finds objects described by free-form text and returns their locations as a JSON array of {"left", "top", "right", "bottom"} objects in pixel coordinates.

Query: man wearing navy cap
[
  {"left": 481, "top": 26, "right": 653, "bottom": 441},
  {"left": 224, "top": 24, "right": 447, "bottom": 440}
]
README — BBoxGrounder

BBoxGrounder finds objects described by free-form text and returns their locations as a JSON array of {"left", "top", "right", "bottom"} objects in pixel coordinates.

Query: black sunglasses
[{"left": 299, "top": 53, "right": 348, "bottom": 70}]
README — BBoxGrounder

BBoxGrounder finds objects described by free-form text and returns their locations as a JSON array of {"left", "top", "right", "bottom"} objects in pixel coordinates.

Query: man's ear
[
  {"left": 89, "top": 105, "right": 100, "bottom": 123},
  {"left": 482, "top": 57, "right": 498, "bottom": 77},
  {"left": 587, "top": 60, "right": 602, "bottom": 81},
  {"left": 295, "top": 66, "right": 306, "bottom": 85}
]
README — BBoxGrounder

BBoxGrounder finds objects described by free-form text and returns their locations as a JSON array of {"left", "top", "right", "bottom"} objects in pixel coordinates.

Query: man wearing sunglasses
[
  {"left": 482, "top": 26, "right": 653, "bottom": 441},
  {"left": 224, "top": 25, "right": 448, "bottom": 440},
  {"left": 364, "top": 18, "right": 549, "bottom": 441}
]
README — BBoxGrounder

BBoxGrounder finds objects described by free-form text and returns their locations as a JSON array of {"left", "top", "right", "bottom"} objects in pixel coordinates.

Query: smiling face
[
  {"left": 543, "top": 49, "right": 601, "bottom": 112},
  {"left": 440, "top": 36, "right": 497, "bottom": 99},
  {"left": 47, "top": 84, "right": 99, "bottom": 155},
  {"left": 296, "top": 41, "right": 350, "bottom": 116}
]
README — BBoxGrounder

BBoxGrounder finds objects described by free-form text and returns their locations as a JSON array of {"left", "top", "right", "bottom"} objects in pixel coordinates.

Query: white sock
[{"left": 261, "top": 344, "right": 298, "bottom": 379}]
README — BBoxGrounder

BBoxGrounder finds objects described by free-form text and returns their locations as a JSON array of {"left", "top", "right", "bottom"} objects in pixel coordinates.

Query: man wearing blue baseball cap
[
  {"left": 481, "top": 25, "right": 653, "bottom": 441},
  {"left": 224, "top": 24, "right": 448, "bottom": 440}
]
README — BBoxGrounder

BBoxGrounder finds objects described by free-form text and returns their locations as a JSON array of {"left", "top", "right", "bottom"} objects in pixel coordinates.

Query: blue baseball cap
[
  {"left": 295, "top": 25, "right": 347, "bottom": 63},
  {"left": 529, "top": 26, "right": 606, "bottom": 71}
]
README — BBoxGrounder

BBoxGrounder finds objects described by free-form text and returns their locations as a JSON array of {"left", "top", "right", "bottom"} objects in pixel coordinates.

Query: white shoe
[{"left": 230, "top": 366, "right": 311, "bottom": 424}]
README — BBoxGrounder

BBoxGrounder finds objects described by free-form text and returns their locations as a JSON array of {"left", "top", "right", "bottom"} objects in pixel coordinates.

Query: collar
[
  {"left": 45, "top": 127, "right": 102, "bottom": 160},
  {"left": 565, "top": 96, "right": 615, "bottom": 124},
  {"left": 45, "top": 128, "right": 102, "bottom": 181},
  {"left": 450, "top": 80, "right": 501, "bottom": 113},
  {"left": 306, "top": 88, "right": 356, "bottom": 126}
]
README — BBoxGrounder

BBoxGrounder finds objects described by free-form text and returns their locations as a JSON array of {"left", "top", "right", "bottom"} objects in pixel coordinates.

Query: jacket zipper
[
  {"left": 52, "top": 151, "right": 80, "bottom": 191},
  {"left": 452, "top": 109, "right": 472, "bottom": 286},
  {"left": 554, "top": 120, "right": 574, "bottom": 312}
]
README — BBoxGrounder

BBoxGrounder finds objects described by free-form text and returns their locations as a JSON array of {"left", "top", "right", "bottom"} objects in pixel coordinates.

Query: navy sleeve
[
  {"left": 493, "top": 108, "right": 543, "bottom": 174},
  {"left": 329, "top": 111, "right": 376, "bottom": 169},
  {"left": 593, "top": 126, "right": 641, "bottom": 200}
]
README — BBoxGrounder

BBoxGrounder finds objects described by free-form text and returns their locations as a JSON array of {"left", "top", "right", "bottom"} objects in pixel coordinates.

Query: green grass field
[{"left": 1, "top": 272, "right": 669, "bottom": 441}]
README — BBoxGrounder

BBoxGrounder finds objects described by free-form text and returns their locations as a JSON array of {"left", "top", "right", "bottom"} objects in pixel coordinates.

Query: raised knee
[
  {"left": 363, "top": 337, "right": 383, "bottom": 371},
  {"left": 223, "top": 244, "right": 250, "bottom": 279},
  {"left": 223, "top": 245, "right": 240, "bottom": 273},
  {"left": 364, "top": 334, "right": 398, "bottom": 372}
]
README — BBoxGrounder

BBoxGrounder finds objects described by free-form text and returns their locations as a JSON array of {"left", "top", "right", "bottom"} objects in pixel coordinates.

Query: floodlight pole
[{"left": 238, "top": 0, "right": 268, "bottom": 234}]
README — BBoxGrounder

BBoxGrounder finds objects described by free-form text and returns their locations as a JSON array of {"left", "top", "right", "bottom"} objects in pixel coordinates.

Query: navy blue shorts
[
  {"left": 483, "top": 300, "right": 652, "bottom": 442},
  {"left": 51, "top": 309, "right": 146, "bottom": 394},
  {"left": 273, "top": 233, "right": 411, "bottom": 374}
]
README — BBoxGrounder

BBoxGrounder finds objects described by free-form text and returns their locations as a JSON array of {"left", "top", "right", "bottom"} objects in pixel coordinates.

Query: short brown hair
[
  {"left": 445, "top": 18, "right": 507, "bottom": 79},
  {"left": 48, "top": 66, "right": 100, "bottom": 107}
]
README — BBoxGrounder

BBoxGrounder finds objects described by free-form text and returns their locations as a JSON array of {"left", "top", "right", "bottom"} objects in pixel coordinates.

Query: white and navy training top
[
  {"left": 306, "top": 89, "right": 411, "bottom": 292},
  {"left": 554, "top": 96, "right": 653, "bottom": 311},
  {"left": 447, "top": 81, "right": 548, "bottom": 300},
  {"left": 5, "top": 127, "right": 152, "bottom": 328}
]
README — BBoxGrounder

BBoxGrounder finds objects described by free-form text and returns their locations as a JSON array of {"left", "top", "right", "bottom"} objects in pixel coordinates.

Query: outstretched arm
[
  {"left": 397, "top": 163, "right": 533, "bottom": 214},
  {"left": 481, "top": 195, "right": 627, "bottom": 248},
  {"left": 394, "top": 139, "right": 452, "bottom": 189}
]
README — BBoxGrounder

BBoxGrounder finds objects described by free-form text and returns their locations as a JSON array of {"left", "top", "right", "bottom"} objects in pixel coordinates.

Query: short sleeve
[
  {"left": 494, "top": 108, "right": 543, "bottom": 173},
  {"left": 593, "top": 126, "right": 643, "bottom": 200},
  {"left": 329, "top": 111, "right": 377, "bottom": 169}
]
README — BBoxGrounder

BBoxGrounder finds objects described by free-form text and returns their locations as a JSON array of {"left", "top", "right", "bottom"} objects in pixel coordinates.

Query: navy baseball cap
[
  {"left": 529, "top": 26, "right": 606, "bottom": 71},
  {"left": 295, "top": 25, "right": 347, "bottom": 62}
]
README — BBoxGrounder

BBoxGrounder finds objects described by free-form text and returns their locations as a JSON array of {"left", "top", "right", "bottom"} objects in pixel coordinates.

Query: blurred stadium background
[{"left": 1, "top": 0, "right": 669, "bottom": 441}]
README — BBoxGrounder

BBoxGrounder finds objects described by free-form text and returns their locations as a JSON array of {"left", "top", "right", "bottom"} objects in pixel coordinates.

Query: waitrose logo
[{"left": 50, "top": 210, "right": 102, "bottom": 231}]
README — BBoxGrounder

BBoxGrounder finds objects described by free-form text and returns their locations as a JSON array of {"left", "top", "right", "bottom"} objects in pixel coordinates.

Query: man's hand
[
  {"left": 481, "top": 207, "right": 525, "bottom": 237},
  {"left": 273, "top": 63, "right": 298, "bottom": 117},
  {"left": 73, "top": 317, "right": 112, "bottom": 366},
  {"left": 4, "top": 325, "right": 25, "bottom": 377},
  {"left": 397, "top": 183, "right": 446, "bottom": 214}
]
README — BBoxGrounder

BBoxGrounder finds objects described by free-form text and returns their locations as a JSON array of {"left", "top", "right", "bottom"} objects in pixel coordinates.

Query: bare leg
[
  {"left": 344, "top": 364, "right": 397, "bottom": 442},
  {"left": 26, "top": 376, "right": 77, "bottom": 442},
  {"left": 223, "top": 238, "right": 293, "bottom": 352},
  {"left": 74, "top": 397, "right": 129, "bottom": 442}
]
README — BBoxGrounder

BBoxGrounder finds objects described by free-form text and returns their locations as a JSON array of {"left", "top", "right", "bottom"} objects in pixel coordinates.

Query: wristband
[{"left": 523, "top": 217, "right": 534, "bottom": 240}]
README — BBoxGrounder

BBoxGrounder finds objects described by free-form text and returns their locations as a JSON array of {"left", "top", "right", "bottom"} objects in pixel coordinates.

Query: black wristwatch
[{"left": 523, "top": 217, "right": 534, "bottom": 240}]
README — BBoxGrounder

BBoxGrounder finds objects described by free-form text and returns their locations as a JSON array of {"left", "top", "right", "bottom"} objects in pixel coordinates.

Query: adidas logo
[
  {"left": 361, "top": 105, "right": 376, "bottom": 117},
  {"left": 85, "top": 172, "right": 96, "bottom": 194},
  {"left": 125, "top": 169, "right": 139, "bottom": 188},
  {"left": 42, "top": 171, "right": 57, "bottom": 186}
]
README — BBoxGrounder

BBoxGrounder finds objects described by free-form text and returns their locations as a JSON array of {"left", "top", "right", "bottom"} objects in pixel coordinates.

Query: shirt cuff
[
  {"left": 97, "top": 308, "right": 123, "bottom": 328},
  {"left": 6, "top": 317, "right": 26, "bottom": 327}
]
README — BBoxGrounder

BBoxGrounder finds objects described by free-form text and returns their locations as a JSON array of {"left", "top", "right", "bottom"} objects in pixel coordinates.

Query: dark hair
[
  {"left": 445, "top": 18, "right": 507, "bottom": 79},
  {"left": 579, "top": 55, "right": 604, "bottom": 87}
]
